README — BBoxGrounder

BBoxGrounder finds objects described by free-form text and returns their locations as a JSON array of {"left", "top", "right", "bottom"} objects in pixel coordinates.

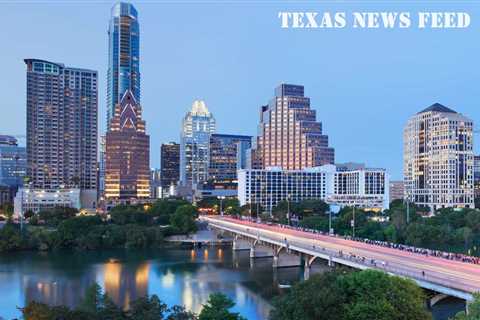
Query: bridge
[{"left": 200, "top": 216, "right": 480, "bottom": 306}]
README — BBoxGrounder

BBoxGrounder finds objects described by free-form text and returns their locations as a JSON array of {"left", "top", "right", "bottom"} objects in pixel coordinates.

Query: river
[{"left": 0, "top": 246, "right": 465, "bottom": 320}]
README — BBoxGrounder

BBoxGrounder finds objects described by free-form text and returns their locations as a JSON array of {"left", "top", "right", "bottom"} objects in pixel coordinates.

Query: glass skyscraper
[
  {"left": 180, "top": 100, "right": 216, "bottom": 187},
  {"left": 107, "top": 2, "right": 140, "bottom": 129},
  {"left": 0, "top": 136, "right": 26, "bottom": 188}
]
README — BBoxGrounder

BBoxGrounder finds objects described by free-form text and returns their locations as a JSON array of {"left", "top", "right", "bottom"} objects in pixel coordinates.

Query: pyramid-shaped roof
[{"left": 418, "top": 103, "right": 457, "bottom": 114}]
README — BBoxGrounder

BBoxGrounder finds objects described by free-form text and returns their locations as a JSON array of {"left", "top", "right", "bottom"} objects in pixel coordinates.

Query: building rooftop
[{"left": 418, "top": 103, "right": 457, "bottom": 114}]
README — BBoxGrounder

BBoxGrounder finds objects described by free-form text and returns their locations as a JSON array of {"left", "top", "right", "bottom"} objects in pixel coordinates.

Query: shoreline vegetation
[{"left": 0, "top": 199, "right": 198, "bottom": 252}]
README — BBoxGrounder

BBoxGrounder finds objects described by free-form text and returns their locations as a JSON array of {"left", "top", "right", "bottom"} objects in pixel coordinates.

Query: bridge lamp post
[
  {"left": 286, "top": 195, "right": 291, "bottom": 226},
  {"left": 219, "top": 196, "right": 225, "bottom": 216}
]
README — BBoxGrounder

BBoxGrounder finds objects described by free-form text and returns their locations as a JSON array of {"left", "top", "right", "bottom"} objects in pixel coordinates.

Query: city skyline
[{"left": 2, "top": 1, "right": 480, "bottom": 180}]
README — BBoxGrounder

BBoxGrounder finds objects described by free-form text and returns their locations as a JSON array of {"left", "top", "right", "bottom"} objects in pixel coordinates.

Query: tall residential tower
[
  {"left": 107, "top": 2, "right": 140, "bottom": 128},
  {"left": 24, "top": 59, "right": 98, "bottom": 207},
  {"left": 404, "top": 103, "right": 474, "bottom": 211}
]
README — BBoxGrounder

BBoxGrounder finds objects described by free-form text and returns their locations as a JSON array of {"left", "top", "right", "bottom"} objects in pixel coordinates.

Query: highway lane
[{"left": 204, "top": 216, "right": 480, "bottom": 296}]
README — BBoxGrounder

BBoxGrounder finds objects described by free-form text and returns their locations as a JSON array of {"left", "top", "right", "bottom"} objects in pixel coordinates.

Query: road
[{"left": 202, "top": 216, "right": 480, "bottom": 300}]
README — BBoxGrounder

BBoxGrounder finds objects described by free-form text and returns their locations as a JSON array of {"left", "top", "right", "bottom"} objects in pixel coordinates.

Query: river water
[{"left": 0, "top": 247, "right": 465, "bottom": 320}]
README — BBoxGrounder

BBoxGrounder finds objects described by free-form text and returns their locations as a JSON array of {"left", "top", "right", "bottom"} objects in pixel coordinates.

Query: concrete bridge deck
[{"left": 200, "top": 216, "right": 480, "bottom": 302}]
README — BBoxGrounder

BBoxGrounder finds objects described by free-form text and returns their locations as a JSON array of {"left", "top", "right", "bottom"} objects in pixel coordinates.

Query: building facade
[
  {"left": 24, "top": 59, "right": 98, "bottom": 208},
  {"left": 209, "top": 134, "right": 252, "bottom": 184},
  {"left": 107, "top": 2, "right": 140, "bottom": 128},
  {"left": 254, "top": 84, "right": 334, "bottom": 170},
  {"left": 238, "top": 165, "right": 389, "bottom": 213},
  {"left": 0, "top": 136, "right": 26, "bottom": 188},
  {"left": 180, "top": 100, "right": 216, "bottom": 188},
  {"left": 389, "top": 180, "right": 405, "bottom": 203},
  {"left": 160, "top": 142, "right": 180, "bottom": 194},
  {"left": 404, "top": 103, "right": 474, "bottom": 211},
  {"left": 474, "top": 155, "right": 480, "bottom": 208},
  {"left": 105, "top": 90, "right": 150, "bottom": 200},
  {"left": 14, "top": 188, "right": 81, "bottom": 216}
]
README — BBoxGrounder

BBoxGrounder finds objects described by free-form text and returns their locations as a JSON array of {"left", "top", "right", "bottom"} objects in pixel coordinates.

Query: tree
[
  {"left": 38, "top": 206, "right": 78, "bottom": 226},
  {"left": 453, "top": 293, "right": 480, "bottom": 320},
  {"left": 270, "top": 269, "right": 431, "bottom": 320},
  {"left": 170, "top": 205, "right": 198, "bottom": 234},
  {"left": 20, "top": 301, "right": 73, "bottom": 320},
  {"left": 198, "top": 293, "right": 245, "bottom": 320},
  {"left": 167, "top": 305, "right": 198, "bottom": 320},
  {"left": 128, "top": 295, "right": 168, "bottom": 320},
  {"left": 148, "top": 199, "right": 190, "bottom": 225},
  {"left": 270, "top": 271, "right": 345, "bottom": 320}
]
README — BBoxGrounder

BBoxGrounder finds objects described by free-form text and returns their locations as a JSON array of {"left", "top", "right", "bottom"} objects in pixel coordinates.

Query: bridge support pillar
[
  {"left": 428, "top": 293, "right": 449, "bottom": 308},
  {"left": 232, "top": 236, "right": 251, "bottom": 251},
  {"left": 303, "top": 254, "right": 318, "bottom": 280},
  {"left": 272, "top": 245, "right": 302, "bottom": 268}
]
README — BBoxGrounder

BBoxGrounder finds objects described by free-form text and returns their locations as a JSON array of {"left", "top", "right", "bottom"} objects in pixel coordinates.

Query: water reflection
[
  {"left": 0, "top": 248, "right": 463, "bottom": 320},
  {"left": 102, "top": 262, "right": 150, "bottom": 309}
]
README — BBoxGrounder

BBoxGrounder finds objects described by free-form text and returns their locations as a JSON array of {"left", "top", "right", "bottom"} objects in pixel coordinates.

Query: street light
[
  {"left": 286, "top": 194, "right": 291, "bottom": 226},
  {"left": 219, "top": 196, "right": 225, "bottom": 216},
  {"left": 351, "top": 206, "right": 356, "bottom": 238}
]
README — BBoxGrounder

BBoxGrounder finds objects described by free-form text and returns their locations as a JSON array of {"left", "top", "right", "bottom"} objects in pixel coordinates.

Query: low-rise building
[
  {"left": 14, "top": 188, "right": 81, "bottom": 217},
  {"left": 238, "top": 164, "right": 389, "bottom": 213}
]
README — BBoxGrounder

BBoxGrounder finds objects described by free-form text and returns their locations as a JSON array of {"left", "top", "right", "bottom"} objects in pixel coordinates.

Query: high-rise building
[
  {"left": 24, "top": 59, "right": 98, "bottom": 207},
  {"left": 238, "top": 165, "right": 389, "bottom": 212},
  {"left": 160, "top": 142, "right": 180, "bottom": 192},
  {"left": 209, "top": 134, "right": 252, "bottom": 184},
  {"left": 107, "top": 2, "right": 140, "bottom": 129},
  {"left": 255, "top": 84, "right": 334, "bottom": 170},
  {"left": 474, "top": 155, "right": 480, "bottom": 207},
  {"left": 180, "top": 100, "right": 216, "bottom": 187},
  {"left": 0, "top": 136, "right": 26, "bottom": 204},
  {"left": 105, "top": 90, "right": 150, "bottom": 200},
  {"left": 404, "top": 103, "right": 474, "bottom": 211},
  {"left": 389, "top": 180, "right": 405, "bottom": 203}
]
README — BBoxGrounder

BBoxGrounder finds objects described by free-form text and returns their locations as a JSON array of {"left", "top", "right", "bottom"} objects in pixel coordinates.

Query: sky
[{"left": 1, "top": 1, "right": 480, "bottom": 180}]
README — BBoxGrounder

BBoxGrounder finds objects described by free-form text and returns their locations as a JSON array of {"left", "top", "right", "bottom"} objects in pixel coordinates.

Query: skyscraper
[
  {"left": 404, "top": 103, "right": 474, "bottom": 211},
  {"left": 161, "top": 142, "right": 180, "bottom": 193},
  {"left": 24, "top": 59, "right": 98, "bottom": 206},
  {"left": 255, "top": 84, "right": 334, "bottom": 170},
  {"left": 107, "top": 2, "right": 140, "bottom": 129},
  {"left": 474, "top": 155, "right": 480, "bottom": 207},
  {"left": 180, "top": 100, "right": 216, "bottom": 187},
  {"left": 209, "top": 134, "right": 252, "bottom": 185},
  {"left": 105, "top": 90, "right": 150, "bottom": 200}
]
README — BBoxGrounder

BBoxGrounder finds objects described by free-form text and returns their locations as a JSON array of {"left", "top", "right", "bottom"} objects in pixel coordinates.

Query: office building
[
  {"left": 160, "top": 142, "right": 180, "bottom": 195},
  {"left": 180, "top": 100, "right": 216, "bottom": 188},
  {"left": 389, "top": 180, "right": 405, "bottom": 203},
  {"left": 14, "top": 188, "right": 81, "bottom": 216},
  {"left": 107, "top": 2, "right": 140, "bottom": 128},
  {"left": 105, "top": 90, "right": 150, "bottom": 200},
  {"left": 254, "top": 84, "right": 334, "bottom": 170},
  {"left": 0, "top": 135, "right": 26, "bottom": 188},
  {"left": 238, "top": 165, "right": 388, "bottom": 212},
  {"left": 209, "top": 133, "right": 252, "bottom": 184},
  {"left": 404, "top": 103, "right": 474, "bottom": 211},
  {"left": 24, "top": 59, "right": 98, "bottom": 209},
  {"left": 150, "top": 169, "right": 162, "bottom": 199}
]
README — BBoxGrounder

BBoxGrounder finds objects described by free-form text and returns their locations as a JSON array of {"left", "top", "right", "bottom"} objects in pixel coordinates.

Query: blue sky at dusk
[{"left": 1, "top": 1, "right": 479, "bottom": 179}]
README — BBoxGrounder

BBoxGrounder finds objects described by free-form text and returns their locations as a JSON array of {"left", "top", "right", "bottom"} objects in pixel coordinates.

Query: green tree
[
  {"left": 270, "top": 271, "right": 345, "bottom": 320},
  {"left": 128, "top": 295, "right": 168, "bottom": 320},
  {"left": 170, "top": 205, "right": 198, "bottom": 234},
  {"left": 199, "top": 293, "right": 245, "bottom": 320},
  {"left": 38, "top": 206, "right": 78, "bottom": 227},
  {"left": 167, "top": 305, "right": 198, "bottom": 320},
  {"left": 453, "top": 293, "right": 480, "bottom": 320},
  {"left": 270, "top": 270, "right": 431, "bottom": 320},
  {"left": 148, "top": 199, "right": 190, "bottom": 225}
]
